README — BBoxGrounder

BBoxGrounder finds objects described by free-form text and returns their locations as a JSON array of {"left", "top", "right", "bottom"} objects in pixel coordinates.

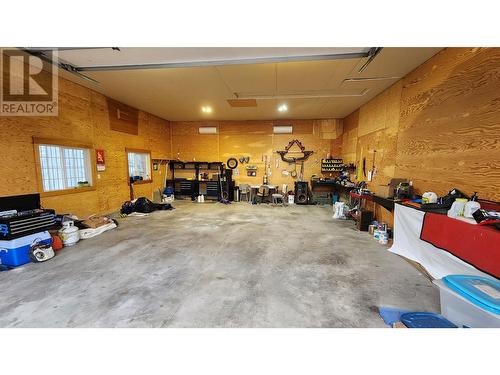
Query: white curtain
[{"left": 388, "top": 203, "right": 491, "bottom": 280}]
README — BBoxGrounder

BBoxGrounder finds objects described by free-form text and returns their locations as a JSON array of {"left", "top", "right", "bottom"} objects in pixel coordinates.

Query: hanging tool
[
  {"left": 263, "top": 155, "right": 269, "bottom": 184},
  {"left": 356, "top": 146, "right": 364, "bottom": 181},
  {"left": 368, "top": 150, "right": 377, "bottom": 181},
  {"left": 290, "top": 162, "right": 298, "bottom": 178}
]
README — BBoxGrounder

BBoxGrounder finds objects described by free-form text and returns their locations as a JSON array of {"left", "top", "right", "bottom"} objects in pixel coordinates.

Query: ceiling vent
[
  {"left": 199, "top": 127, "right": 217, "bottom": 134},
  {"left": 273, "top": 125, "right": 293, "bottom": 134},
  {"left": 227, "top": 99, "right": 257, "bottom": 107}
]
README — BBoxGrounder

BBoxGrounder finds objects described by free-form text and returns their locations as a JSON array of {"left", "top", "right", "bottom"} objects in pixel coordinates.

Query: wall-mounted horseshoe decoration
[{"left": 276, "top": 139, "right": 314, "bottom": 163}]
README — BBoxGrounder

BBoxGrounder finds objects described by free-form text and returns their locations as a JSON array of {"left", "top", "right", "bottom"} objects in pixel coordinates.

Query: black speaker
[
  {"left": 221, "top": 182, "right": 235, "bottom": 201},
  {"left": 294, "top": 181, "right": 309, "bottom": 205},
  {"left": 222, "top": 169, "right": 235, "bottom": 201}
]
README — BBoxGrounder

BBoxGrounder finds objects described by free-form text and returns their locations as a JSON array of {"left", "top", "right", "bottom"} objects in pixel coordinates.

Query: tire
[{"left": 227, "top": 158, "right": 238, "bottom": 169}]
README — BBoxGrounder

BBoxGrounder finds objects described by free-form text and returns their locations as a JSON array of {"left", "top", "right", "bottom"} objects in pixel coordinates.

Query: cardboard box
[
  {"left": 82, "top": 216, "right": 112, "bottom": 229},
  {"left": 375, "top": 178, "right": 408, "bottom": 198}
]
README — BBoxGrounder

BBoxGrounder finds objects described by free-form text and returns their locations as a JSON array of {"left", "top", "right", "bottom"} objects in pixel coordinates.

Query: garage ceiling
[{"left": 47, "top": 47, "right": 442, "bottom": 121}]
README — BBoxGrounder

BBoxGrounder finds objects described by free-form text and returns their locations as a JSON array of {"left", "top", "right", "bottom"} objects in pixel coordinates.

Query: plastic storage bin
[
  {"left": 0, "top": 231, "right": 52, "bottom": 267},
  {"left": 444, "top": 275, "right": 500, "bottom": 314},
  {"left": 434, "top": 277, "right": 500, "bottom": 328}
]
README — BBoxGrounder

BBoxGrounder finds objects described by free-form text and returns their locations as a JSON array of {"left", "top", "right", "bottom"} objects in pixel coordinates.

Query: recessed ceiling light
[
  {"left": 201, "top": 106, "right": 212, "bottom": 113},
  {"left": 278, "top": 104, "right": 288, "bottom": 112}
]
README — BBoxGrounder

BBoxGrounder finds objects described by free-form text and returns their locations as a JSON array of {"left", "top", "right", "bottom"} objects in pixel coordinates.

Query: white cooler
[{"left": 434, "top": 276, "right": 500, "bottom": 328}]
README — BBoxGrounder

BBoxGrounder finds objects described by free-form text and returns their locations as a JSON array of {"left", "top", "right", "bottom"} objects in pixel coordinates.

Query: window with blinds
[{"left": 38, "top": 144, "right": 92, "bottom": 192}]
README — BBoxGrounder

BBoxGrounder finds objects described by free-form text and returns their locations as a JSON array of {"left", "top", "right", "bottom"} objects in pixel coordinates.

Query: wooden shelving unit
[{"left": 321, "top": 158, "right": 343, "bottom": 172}]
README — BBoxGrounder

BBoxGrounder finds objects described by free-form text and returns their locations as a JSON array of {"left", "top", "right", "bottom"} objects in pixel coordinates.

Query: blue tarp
[{"left": 378, "top": 306, "right": 411, "bottom": 326}]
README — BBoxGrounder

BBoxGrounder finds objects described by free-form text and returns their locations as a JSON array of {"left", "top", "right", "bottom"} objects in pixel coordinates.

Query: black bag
[
  {"left": 134, "top": 197, "right": 158, "bottom": 213},
  {"left": 420, "top": 188, "right": 468, "bottom": 211},
  {"left": 120, "top": 197, "right": 174, "bottom": 215},
  {"left": 120, "top": 201, "right": 135, "bottom": 215}
]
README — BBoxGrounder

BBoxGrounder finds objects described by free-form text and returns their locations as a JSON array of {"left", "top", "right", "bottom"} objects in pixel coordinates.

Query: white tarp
[
  {"left": 79, "top": 222, "right": 117, "bottom": 240},
  {"left": 388, "top": 203, "right": 490, "bottom": 280}
]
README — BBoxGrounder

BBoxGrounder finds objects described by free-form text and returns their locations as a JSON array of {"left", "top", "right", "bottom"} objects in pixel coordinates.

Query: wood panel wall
[
  {"left": 0, "top": 76, "right": 171, "bottom": 217},
  {"left": 340, "top": 110, "right": 359, "bottom": 164},
  {"left": 170, "top": 119, "right": 338, "bottom": 188},
  {"left": 340, "top": 47, "right": 500, "bottom": 225},
  {"left": 396, "top": 47, "right": 500, "bottom": 200},
  {"left": 357, "top": 81, "right": 402, "bottom": 188}
]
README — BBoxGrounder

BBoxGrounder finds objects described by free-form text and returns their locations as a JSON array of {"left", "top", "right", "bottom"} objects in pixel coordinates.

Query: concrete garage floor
[{"left": 0, "top": 201, "right": 439, "bottom": 327}]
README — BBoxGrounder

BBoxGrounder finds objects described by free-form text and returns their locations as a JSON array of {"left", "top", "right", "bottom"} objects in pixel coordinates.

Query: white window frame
[
  {"left": 126, "top": 149, "right": 152, "bottom": 183},
  {"left": 38, "top": 144, "right": 93, "bottom": 192}
]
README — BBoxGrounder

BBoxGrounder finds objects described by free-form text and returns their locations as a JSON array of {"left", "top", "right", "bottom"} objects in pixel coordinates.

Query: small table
[{"left": 249, "top": 185, "right": 277, "bottom": 203}]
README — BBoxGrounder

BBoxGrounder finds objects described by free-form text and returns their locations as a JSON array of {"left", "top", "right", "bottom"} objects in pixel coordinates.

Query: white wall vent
[
  {"left": 199, "top": 127, "right": 217, "bottom": 134},
  {"left": 273, "top": 125, "right": 293, "bottom": 134}
]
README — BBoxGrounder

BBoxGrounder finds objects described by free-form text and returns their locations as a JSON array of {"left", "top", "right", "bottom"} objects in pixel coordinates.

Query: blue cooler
[
  {"left": 434, "top": 275, "right": 500, "bottom": 328},
  {"left": 0, "top": 231, "right": 52, "bottom": 267}
]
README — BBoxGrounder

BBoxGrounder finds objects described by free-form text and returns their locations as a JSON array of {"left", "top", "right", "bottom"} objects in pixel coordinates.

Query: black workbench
[
  {"left": 372, "top": 195, "right": 415, "bottom": 212},
  {"left": 168, "top": 161, "right": 224, "bottom": 200},
  {"left": 311, "top": 180, "right": 356, "bottom": 193},
  {"left": 372, "top": 195, "right": 396, "bottom": 212}
]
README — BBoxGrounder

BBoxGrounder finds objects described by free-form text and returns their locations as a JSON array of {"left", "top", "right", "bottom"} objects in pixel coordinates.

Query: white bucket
[{"left": 378, "top": 231, "right": 388, "bottom": 245}]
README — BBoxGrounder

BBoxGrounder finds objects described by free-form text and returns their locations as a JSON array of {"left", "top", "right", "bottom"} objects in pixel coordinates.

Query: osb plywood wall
[
  {"left": 356, "top": 81, "right": 402, "bottom": 189},
  {"left": 0, "top": 77, "right": 171, "bottom": 217},
  {"left": 341, "top": 47, "right": 500, "bottom": 224},
  {"left": 170, "top": 119, "right": 337, "bottom": 188},
  {"left": 340, "top": 82, "right": 403, "bottom": 225},
  {"left": 396, "top": 47, "right": 500, "bottom": 199}
]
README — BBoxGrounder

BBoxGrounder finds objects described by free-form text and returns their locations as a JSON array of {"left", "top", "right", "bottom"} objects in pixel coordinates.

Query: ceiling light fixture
[
  {"left": 201, "top": 106, "right": 212, "bottom": 113},
  {"left": 278, "top": 104, "right": 288, "bottom": 113}
]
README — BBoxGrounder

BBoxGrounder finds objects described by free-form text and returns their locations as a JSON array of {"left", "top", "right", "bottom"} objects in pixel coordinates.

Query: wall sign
[{"left": 96, "top": 149, "right": 106, "bottom": 171}]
